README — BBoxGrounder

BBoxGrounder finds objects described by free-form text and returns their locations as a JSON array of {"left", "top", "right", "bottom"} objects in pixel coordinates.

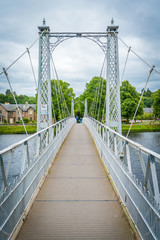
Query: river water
[
  {"left": 0, "top": 132, "right": 160, "bottom": 153},
  {"left": 0, "top": 132, "right": 160, "bottom": 188}
]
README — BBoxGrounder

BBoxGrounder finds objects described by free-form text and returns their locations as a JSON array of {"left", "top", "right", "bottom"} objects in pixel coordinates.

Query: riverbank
[
  {"left": 122, "top": 123, "right": 160, "bottom": 133},
  {"left": 0, "top": 125, "right": 36, "bottom": 134},
  {"left": 0, "top": 123, "right": 160, "bottom": 134}
]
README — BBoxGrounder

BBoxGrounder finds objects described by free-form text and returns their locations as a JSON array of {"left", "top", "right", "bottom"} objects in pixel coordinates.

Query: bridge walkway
[{"left": 16, "top": 123, "right": 136, "bottom": 240}]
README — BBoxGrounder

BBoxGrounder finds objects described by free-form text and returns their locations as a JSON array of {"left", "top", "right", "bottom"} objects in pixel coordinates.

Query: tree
[
  {"left": 0, "top": 94, "right": 6, "bottom": 103},
  {"left": 141, "top": 88, "right": 153, "bottom": 108},
  {"left": 5, "top": 89, "right": 11, "bottom": 96},
  {"left": 0, "top": 90, "right": 36, "bottom": 104},
  {"left": 142, "top": 88, "right": 152, "bottom": 97},
  {"left": 28, "top": 96, "right": 36, "bottom": 104},
  {"left": 51, "top": 79, "right": 75, "bottom": 121},
  {"left": 76, "top": 76, "right": 106, "bottom": 119},
  {"left": 17, "top": 95, "right": 29, "bottom": 104},
  {"left": 7, "top": 94, "right": 15, "bottom": 104},
  {"left": 143, "top": 97, "right": 154, "bottom": 108},
  {"left": 152, "top": 89, "right": 160, "bottom": 118},
  {"left": 120, "top": 80, "right": 144, "bottom": 122}
]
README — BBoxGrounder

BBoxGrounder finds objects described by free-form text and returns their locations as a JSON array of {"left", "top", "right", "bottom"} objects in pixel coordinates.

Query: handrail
[
  {"left": 0, "top": 117, "right": 70, "bottom": 155},
  {"left": 83, "top": 116, "right": 160, "bottom": 240},
  {"left": 89, "top": 117, "right": 160, "bottom": 162},
  {"left": 0, "top": 116, "right": 75, "bottom": 240}
]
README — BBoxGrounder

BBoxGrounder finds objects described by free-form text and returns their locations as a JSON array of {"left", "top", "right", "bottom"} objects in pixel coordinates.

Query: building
[
  {"left": 143, "top": 108, "right": 153, "bottom": 114},
  {"left": 0, "top": 102, "right": 37, "bottom": 124}
]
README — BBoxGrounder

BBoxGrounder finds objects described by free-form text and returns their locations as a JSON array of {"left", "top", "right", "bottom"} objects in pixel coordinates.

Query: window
[
  {"left": 0, "top": 110, "right": 2, "bottom": 114},
  {"left": 30, "top": 117, "right": 32, "bottom": 121},
  {"left": 18, "top": 117, "right": 20, "bottom": 121}
]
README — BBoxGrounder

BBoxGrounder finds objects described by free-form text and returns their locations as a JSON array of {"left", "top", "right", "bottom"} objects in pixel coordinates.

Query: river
[
  {"left": 0, "top": 132, "right": 160, "bottom": 153},
  {"left": 0, "top": 132, "right": 160, "bottom": 188}
]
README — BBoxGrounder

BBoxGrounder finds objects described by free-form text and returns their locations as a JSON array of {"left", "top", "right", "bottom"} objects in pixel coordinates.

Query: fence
[
  {"left": 83, "top": 117, "right": 160, "bottom": 240},
  {"left": 0, "top": 117, "right": 75, "bottom": 240}
]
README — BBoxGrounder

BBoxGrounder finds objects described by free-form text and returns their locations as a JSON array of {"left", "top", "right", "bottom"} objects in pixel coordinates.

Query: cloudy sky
[{"left": 0, "top": 0, "right": 160, "bottom": 97}]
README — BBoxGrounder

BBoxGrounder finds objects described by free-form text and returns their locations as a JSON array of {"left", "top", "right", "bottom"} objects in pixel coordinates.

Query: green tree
[
  {"left": 51, "top": 79, "right": 75, "bottom": 121},
  {"left": 0, "top": 90, "right": 36, "bottom": 105},
  {"left": 120, "top": 80, "right": 144, "bottom": 122},
  {"left": 143, "top": 97, "right": 154, "bottom": 108},
  {"left": 141, "top": 88, "right": 153, "bottom": 108},
  {"left": 17, "top": 95, "right": 29, "bottom": 104},
  {"left": 142, "top": 88, "right": 152, "bottom": 97},
  {"left": 5, "top": 89, "right": 11, "bottom": 96},
  {"left": 0, "top": 94, "right": 6, "bottom": 103},
  {"left": 152, "top": 89, "right": 160, "bottom": 118},
  {"left": 76, "top": 77, "right": 106, "bottom": 119},
  {"left": 7, "top": 94, "right": 15, "bottom": 104},
  {"left": 28, "top": 96, "right": 36, "bottom": 104}
]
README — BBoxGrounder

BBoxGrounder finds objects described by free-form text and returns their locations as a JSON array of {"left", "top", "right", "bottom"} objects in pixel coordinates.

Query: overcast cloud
[{"left": 0, "top": 0, "right": 160, "bottom": 97}]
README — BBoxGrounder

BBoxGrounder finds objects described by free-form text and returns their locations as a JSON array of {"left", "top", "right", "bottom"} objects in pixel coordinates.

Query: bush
[
  {"left": 3, "top": 119, "right": 7, "bottom": 123},
  {"left": 135, "top": 112, "right": 154, "bottom": 120},
  {"left": 23, "top": 118, "right": 29, "bottom": 123},
  {"left": 16, "top": 121, "right": 22, "bottom": 124}
]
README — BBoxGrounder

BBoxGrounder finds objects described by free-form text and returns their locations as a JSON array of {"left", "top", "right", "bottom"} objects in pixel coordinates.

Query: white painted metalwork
[
  {"left": 71, "top": 99, "right": 74, "bottom": 117},
  {"left": 49, "top": 32, "right": 107, "bottom": 53},
  {"left": 37, "top": 20, "right": 52, "bottom": 132},
  {"left": 0, "top": 117, "right": 75, "bottom": 240},
  {"left": 83, "top": 117, "right": 160, "bottom": 240},
  {"left": 84, "top": 99, "right": 88, "bottom": 117},
  {"left": 106, "top": 22, "right": 122, "bottom": 135}
]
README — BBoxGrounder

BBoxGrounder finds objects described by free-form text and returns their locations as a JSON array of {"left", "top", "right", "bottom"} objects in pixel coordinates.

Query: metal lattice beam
[
  {"left": 106, "top": 23, "right": 122, "bottom": 135},
  {"left": 37, "top": 21, "right": 52, "bottom": 131},
  {"left": 37, "top": 19, "right": 122, "bottom": 137},
  {"left": 49, "top": 32, "right": 107, "bottom": 53}
]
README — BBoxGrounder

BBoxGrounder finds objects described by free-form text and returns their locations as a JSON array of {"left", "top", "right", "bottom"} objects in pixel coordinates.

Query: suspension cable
[
  {"left": 0, "top": 38, "right": 38, "bottom": 76},
  {"left": 50, "top": 53, "right": 70, "bottom": 119},
  {"left": 118, "top": 36, "right": 160, "bottom": 75},
  {"left": 101, "top": 98, "right": 106, "bottom": 123},
  {"left": 120, "top": 47, "right": 131, "bottom": 83},
  {"left": 96, "top": 57, "right": 106, "bottom": 117},
  {"left": 50, "top": 53, "right": 70, "bottom": 117},
  {"left": 3, "top": 68, "right": 28, "bottom": 135},
  {"left": 90, "top": 53, "right": 106, "bottom": 119},
  {"left": 125, "top": 65, "right": 155, "bottom": 140},
  {"left": 97, "top": 61, "right": 106, "bottom": 120},
  {"left": 52, "top": 102, "right": 56, "bottom": 123},
  {"left": 50, "top": 58, "right": 62, "bottom": 120},
  {"left": 26, "top": 48, "right": 37, "bottom": 89}
]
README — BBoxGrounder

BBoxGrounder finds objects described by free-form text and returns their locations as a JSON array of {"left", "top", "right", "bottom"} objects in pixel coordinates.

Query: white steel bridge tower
[{"left": 37, "top": 19, "right": 52, "bottom": 132}]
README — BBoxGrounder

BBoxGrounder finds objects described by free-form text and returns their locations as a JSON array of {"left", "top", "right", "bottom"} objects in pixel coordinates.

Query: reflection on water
[
  {"left": 123, "top": 132, "right": 160, "bottom": 188},
  {"left": 0, "top": 134, "right": 28, "bottom": 151},
  {"left": 0, "top": 134, "right": 36, "bottom": 187},
  {"left": 0, "top": 132, "right": 160, "bottom": 188},
  {"left": 126, "top": 132, "right": 160, "bottom": 154}
]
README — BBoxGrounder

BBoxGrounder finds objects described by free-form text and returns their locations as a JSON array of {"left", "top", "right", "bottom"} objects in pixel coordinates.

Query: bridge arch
[
  {"left": 49, "top": 33, "right": 107, "bottom": 53},
  {"left": 72, "top": 99, "right": 88, "bottom": 118},
  {"left": 37, "top": 20, "right": 122, "bottom": 138}
]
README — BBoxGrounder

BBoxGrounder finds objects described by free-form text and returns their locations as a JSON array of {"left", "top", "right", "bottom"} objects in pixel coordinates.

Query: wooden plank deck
[{"left": 16, "top": 123, "right": 136, "bottom": 240}]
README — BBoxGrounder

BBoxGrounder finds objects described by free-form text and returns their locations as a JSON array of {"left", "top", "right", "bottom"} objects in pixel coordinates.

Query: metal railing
[
  {"left": 83, "top": 117, "right": 160, "bottom": 240},
  {"left": 0, "top": 117, "right": 75, "bottom": 240}
]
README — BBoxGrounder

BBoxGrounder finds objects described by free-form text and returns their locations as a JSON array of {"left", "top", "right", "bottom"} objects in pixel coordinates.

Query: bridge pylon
[
  {"left": 84, "top": 98, "right": 88, "bottom": 117},
  {"left": 37, "top": 19, "right": 52, "bottom": 131},
  {"left": 106, "top": 19, "right": 122, "bottom": 135},
  {"left": 71, "top": 99, "right": 75, "bottom": 117}
]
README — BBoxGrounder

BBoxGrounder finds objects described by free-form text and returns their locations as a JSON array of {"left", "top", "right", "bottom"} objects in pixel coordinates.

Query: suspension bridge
[{"left": 0, "top": 19, "right": 160, "bottom": 240}]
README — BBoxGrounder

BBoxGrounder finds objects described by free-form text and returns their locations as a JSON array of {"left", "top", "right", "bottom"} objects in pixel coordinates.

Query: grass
[
  {"left": 0, "top": 123, "right": 160, "bottom": 134},
  {"left": 122, "top": 123, "right": 160, "bottom": 133},
  {"left": 0, "top": 125, "right": 37, "bottom": 134}
]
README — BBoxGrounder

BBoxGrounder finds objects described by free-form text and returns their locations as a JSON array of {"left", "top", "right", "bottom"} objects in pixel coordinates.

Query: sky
[{"left": 0, "top": 0, "right": 160, "bottom": 97}]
